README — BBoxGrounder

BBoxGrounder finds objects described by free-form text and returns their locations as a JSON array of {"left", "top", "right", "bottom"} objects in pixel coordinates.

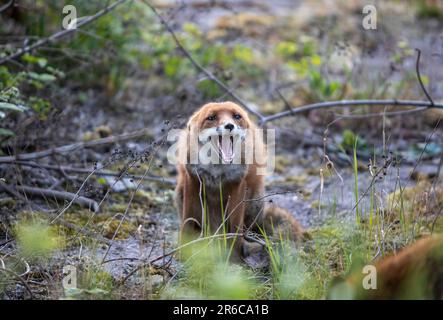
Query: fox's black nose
[{"left": 224, "top": 123, "right": 234, "bottom": 131}]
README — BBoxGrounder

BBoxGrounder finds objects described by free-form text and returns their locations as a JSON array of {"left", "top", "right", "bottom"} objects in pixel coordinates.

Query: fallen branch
[
  {"left": 0, "top": 181, "right": 28, "bottom": 202},
  {"left": 0, "top": 127, "right": 151, "bottom": 163},
  {"left": 142, "top": 0, "right": 265, "bottom": 121},
  {"left": 7, "top": 161, "right": 176, "bottom": 185},
  {"left": 0, "top": 0, "right": 128, "bottom": 65},
  {"left": 1, "top": 184, "right": 99, "bottom": 212}
]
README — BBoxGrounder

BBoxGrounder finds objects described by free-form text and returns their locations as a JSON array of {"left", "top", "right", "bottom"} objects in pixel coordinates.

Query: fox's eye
[
  {"left": 207, "top": 115, "right": 216, "bottom": 121},
  {"left": 233, "top": 114, "right": 242, "bottom": 120}
]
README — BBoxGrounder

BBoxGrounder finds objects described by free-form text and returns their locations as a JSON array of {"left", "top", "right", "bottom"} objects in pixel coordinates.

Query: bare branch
[
  {"left": 260, "top": 99, "right": 443, "bottom": 125},
  {"left": 0, "top": 127, "right": 151, "bottom": 163},
  {"left": 415, "top": 48, "right": 434, "bottom": 105},
  {"left": 0, "top": 0, "right": 15, "bottom": 14}
]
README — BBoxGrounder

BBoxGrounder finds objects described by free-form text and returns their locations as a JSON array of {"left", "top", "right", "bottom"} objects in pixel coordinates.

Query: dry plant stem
[
  {"left": 50, "top": 166, "right": 101, "bottom": 223},
  {"left": 0, "top": 0, "right": 129, "bottom": 65},
  {"left": 407, "top": 118, "right": 441, "bottom": 185},
  {"left": 194, "top": 169, "right": 206, "bottom": 238},
  {"left": 142, "top": 0, "right": 264, "bottom": 121},
  {"left": 69, "top": 132, "right": 169, "bottom": 240},
  {"left": 50, "top": 131, "right": 168, "bottom": 224},
  {"left": 0, "top": 268, "right": 34, "bottom": 299},
  {"left": 351, "top": 162, "right": 391, "bottom": 213},
  {"left": 100, "top": 141, "right": 163, "bottom": 264}
]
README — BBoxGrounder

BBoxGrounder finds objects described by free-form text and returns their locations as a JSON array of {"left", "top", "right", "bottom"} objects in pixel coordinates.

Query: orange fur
[{"left": 262, "top": 203, "right": 308, "bottom": 242}]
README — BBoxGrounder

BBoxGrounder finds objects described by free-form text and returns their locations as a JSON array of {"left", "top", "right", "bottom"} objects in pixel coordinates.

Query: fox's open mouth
[{"left": 209, "top": 135, "right": 235, "bottom": 164}]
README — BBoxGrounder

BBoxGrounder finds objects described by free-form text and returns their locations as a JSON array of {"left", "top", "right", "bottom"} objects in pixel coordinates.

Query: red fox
[{"left": 174, "top": 101, "right": 306, "bottom": 260}]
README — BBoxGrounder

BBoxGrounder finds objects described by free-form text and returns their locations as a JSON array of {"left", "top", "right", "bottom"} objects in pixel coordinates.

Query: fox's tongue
[{"left": 220, "top": 136, "right": 233, "bottom": 162}]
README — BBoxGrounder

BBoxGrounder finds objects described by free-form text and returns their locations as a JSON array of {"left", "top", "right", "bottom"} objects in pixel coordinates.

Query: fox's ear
[{"left": 187, "top": 113, "right": 199, "bottom": 131}]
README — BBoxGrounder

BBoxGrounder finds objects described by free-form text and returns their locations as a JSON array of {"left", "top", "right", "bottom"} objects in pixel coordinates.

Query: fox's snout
[
  {"left": 224, "top": 123, "right": 234, "bottom": 132},
  {"left": 216, "top": 121, "right": 237, "bottom": 135}
]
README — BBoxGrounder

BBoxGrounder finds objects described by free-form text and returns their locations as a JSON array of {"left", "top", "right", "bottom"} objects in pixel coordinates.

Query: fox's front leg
[
  {"left": 180, "top": 178, "right": 202, "bottom": 243},
  {"left": 224, "top": 187, "right": 247, "bottom": 261}
]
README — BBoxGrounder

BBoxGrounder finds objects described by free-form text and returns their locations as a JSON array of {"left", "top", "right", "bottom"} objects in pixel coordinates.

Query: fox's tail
[
  {"left": 261, "top": 203, "right": 310, "bottom": 242},
  {"left": 242, "top": 203, "right": 309, "bottom": 258}
]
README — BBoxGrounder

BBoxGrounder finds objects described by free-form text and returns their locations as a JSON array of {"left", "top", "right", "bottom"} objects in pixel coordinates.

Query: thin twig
[
  {"left": 0, "top": 0, "right": 14, "bottom": 13},
  {"left": 100, "top": 140, "right": 164, "bottom": 264},
  {"left": 415, "top": 48, "right": 434, "bottom": 106},
  {"left": 0, "top": 268, "right": 34, "bottom": 299},
  {"left": 275, "top": 88, "right": 296, "bottom": 117}
]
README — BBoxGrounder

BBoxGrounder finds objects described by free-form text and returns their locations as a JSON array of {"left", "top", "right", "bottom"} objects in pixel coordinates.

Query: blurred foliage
[
  {"left": 0, "top": 0, "right": 269, "bottom": 132},
  {"left": 163, "top": 240, "right": 258, "bottom": 299},
  {"left": 14, "top": 219, "right": 62, "bottom": 262}
]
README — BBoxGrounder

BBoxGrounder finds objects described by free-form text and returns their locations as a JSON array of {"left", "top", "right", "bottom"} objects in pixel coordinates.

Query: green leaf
[
  {"left": 97, "top": 177, "right": 107, "bottom": 185},
  {"left": 28, "top": 72, "right": 57, "bottom": 82},
  {"left": 85, "top": 288, "right": 109, "bottom": 295},
  {"left": 232, "top": 45, "right": 254, "bottom": 62},
  {"left": 22, "top": 53, "right": 47, "bottom": 68},
  {"left": 0, "top": 102, "right": 26, "bottom": 112},
  {"left": 197, "top": 79, "right": 222, "bottom": 99},
  {"left": 310, "top": 55, "right": 322, "bottom": 66},
  {"left": 164, "top": 56, "right": 181, "bottom": 78},
  {"left": 0, "top": 128, "right": 14, "bottom": 136}
]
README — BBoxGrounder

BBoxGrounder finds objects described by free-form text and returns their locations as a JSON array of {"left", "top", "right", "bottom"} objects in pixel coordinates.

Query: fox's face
[{"left": 188, "top": 102, "right": 251, "bottom": 164}]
